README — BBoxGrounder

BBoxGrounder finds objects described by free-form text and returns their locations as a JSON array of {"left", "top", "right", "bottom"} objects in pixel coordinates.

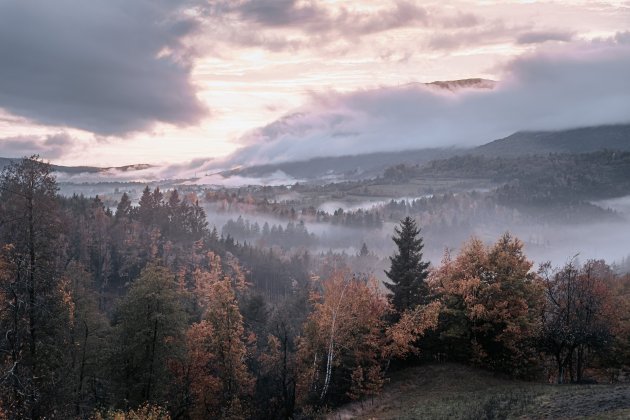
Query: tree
[
  {"left": 137, "top": 186, "right": 154, "bottom": 226},
  {"left": 114, "top": 192, "right": 132, "bottom": 221},
  {"left": 430, "top": 234, "right": 544, "bottom": 376},
  {"left": 257, "top": 321, "right": 297, "bottom": 419},
  {"left": 110, "top": 264, "right": 186, "bottom": 406},
  {"left": 296, "top": 270, "right": 388, "bottom": 407},
  {"left": 384, "top": 217, "right": 430, "bottom": 312},
  {"left": 0, "top": 156, "right": 71, "bottom": 417},
  {"left": 61, "top": 262, "right": 111, "bottom": 417},
  {"left": 539, "top": 258, "right": 615, "bottom": 383},
  {"left": 358, "top": 242, "right": 369, "bottom": 258},
  {"left": 171, "top": 268, "right": 254, "bottom": 418}
]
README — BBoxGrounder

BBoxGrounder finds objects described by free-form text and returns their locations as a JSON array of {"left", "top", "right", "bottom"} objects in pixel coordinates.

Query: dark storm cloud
[
  {"left": 0, "top": 133, "right": 80, "bottom": 159},
  {"left": 0, "top": 0, "right": 207, "bottom": 135}
]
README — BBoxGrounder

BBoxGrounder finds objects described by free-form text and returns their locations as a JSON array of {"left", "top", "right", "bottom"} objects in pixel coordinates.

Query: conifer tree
[{"left": 384, "top": 217, "right": 430, "bottom": 312}]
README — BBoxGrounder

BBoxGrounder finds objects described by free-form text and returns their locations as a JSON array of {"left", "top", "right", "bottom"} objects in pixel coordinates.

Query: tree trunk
[
  {"left": 76, "top": 321, "right": 89, "bottom": 416},
  {"left": 27, "top": 189, "right": 39, "bottom": 419},
  {"left": 320, "top": 278, "right": 349, "bottom": 401},
  {"left": 146, "top": 317, "right": 159, "bottom": 401},
  {"left": 577, "top": 345, "right": 584, "bottom": 383}
]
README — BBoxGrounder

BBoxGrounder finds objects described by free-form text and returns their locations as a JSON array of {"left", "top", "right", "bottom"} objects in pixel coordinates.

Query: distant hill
[
  {"left": 222, "top": 147, "right": 464, "bottom": 181},
  {"left": 0, "top": 157, "right": 152, "bottom": 174},
  {"left": 426, "top": 77, "right": 496, "bottom": 91},
  {"left": 225, "top": 124, "right": 630, "bottom": 181},
  {"left": 474, "top": 124, "right": 630, "bottom": 157},
  {"left": 3, "top": 124, "right": 628, "bottom": 184}
]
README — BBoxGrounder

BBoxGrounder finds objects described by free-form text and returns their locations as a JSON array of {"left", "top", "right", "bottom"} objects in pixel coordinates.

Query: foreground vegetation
[{"left": 1, "top": 157, "right": 629, "bottom": 419}]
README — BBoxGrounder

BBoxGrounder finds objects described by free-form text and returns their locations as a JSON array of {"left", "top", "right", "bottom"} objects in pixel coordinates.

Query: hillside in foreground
[{"left": 330, "top": 364, "right": 630, "bottom": 420}]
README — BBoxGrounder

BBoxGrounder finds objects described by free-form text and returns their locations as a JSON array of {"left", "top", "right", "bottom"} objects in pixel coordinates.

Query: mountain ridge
[
  {"left": 222, "top": 124, "right": 630, "bottom": 180},
  {"left": 2, "top": 124, "right": 629, "bottom": 182}
]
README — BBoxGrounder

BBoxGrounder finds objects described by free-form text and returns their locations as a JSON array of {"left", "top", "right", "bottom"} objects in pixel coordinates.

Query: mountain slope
[
  {"left": 0, "top": 157, "right": 152, "bottom": 174},
  {"left": 225, "top": 124, "right": 630, "bottom": 181},
  {"left": 223, "top": 147, "right": 464, "bottom": 181},
  {"left": 474, "top": 124, "right": 630, "bottom": 157}
]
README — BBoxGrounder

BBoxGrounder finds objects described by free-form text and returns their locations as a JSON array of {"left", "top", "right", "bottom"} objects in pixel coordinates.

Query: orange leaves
[
  {"left": 175, "top": 261, "right": 255, "bottom": 417},
  {"left": 177, "top": 321, "right": 223, "bottom": 417},
  {"left": 385, "top": 301, "right": 441, "bottom": 360},
  {"left": 431, "top": 233, "right": 544, "bottom": 375},
  {"left": 297, "top": 269, "right": 389, "bottom": 404}
]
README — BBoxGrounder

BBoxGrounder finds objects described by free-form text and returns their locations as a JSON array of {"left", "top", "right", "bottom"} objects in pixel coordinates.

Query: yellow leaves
[{"left": 91, "top": 403, "right": 171, "bottom": 420}]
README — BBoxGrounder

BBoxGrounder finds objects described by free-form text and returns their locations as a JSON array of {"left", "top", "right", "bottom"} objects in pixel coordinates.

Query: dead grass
[{"left": 328, "top": 364, "right": 630, "bottom": 420}]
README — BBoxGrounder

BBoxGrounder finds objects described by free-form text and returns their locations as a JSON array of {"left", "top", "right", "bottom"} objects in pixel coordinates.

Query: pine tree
[
  {"left": 138, "top": 185, "right": 153, "bottom": 225},
  {"left": 359, "top": 242, "right": 369, "bottom": 257},
  {"left": 115, "top": 192, "right": 132, "bottom": 220},
  {"left": 384, "top": 217, "right": 430, "bottom": 312}
]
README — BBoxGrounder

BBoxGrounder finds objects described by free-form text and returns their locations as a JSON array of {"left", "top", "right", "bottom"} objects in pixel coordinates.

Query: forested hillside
[
  {"left": 475, "top": 124, "right": 630, "bottom": 157},
  {"left": 1, "top": 157, "right": 629, "bottom": 419}
]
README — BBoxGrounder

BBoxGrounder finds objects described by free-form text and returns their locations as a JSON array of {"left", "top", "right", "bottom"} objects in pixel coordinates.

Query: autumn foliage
[
  {"left": 429, "top": 234, "right": 544, "bottom": 376},
  {"left": 2, "top": 159, "right": 630, "bottom": 418},
  {"left": 296, "top": 269, "right": 441, "bottom": 409}
]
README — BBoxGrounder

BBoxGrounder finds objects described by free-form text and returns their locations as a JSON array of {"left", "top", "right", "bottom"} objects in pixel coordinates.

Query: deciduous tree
[
  {"left": 539, "top": 258, "right": 615, "bottom": 383},
  {"left": 296, "top": 270, "right": 388, "bottom": 407},
  {"left": 431, "top": 234, "right": 544, "bottom": 376},
  {"left": 110, "top": 264, "right": 186, "bottom": 406},
  {"left": 0, "top": 156, "right": 70, "bottom": 417}
]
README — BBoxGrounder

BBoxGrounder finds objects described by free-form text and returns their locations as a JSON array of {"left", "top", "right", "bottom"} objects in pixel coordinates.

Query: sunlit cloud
[
  {"left": 1, "top": 0, "right": 629, "bottom": 167},
  {"left": 222, "top": 42, "right": 630, "bottom": 166}
]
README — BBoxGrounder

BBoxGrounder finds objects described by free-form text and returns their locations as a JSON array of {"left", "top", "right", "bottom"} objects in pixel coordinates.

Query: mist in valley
[{"left": 197, "top": 190, "right": 630, "bottom": 285}]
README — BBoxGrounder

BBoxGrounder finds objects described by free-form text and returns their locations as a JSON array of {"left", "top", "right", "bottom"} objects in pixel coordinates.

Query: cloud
[
  {"left": 516, "top": 30, "right": 574, "bottom": 44},
  {"left": 613, "top": 31, "right": 630, "bottom": 44},
  {"left": 0, "top": 133, "right": 81, "bottom": 159},
  {"left": 222, "top": 43, "right": 630, "bottom": 166},
  {"left": 0, "top": 0, "right": 207, "bottom": 135},
  {"left": 204, "top": 1, "right": 480, "bottom": 51},
  {"left": 219, "top": 0, "right": 429, "bottom": 35},
  {"left": 426, "top": 20, "right": 533, "bottom": 50}
]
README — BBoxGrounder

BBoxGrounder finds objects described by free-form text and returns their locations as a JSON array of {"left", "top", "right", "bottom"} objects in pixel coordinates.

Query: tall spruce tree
[{"left": 385, "top": 217, "right": 430, "bottom": 312}]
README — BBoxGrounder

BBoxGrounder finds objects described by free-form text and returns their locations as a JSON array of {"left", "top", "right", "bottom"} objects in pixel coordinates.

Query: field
[{"left": 329, "top": 364, "right": 630, "bottom": 419}]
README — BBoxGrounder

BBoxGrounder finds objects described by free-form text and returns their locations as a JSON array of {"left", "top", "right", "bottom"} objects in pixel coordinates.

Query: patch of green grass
[{"left": 328, "top": 364, "right": 630, "bottom": 420}]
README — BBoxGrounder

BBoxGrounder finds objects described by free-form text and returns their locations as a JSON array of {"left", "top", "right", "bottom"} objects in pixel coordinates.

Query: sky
[{"left": 1, "top": 0, "right": 629, "bottom": 168}]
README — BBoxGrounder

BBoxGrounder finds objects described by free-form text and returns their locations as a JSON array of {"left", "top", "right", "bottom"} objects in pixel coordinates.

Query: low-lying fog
[
  {"left": 57, "top": 179, "right": 630, "bottom": 277},
  {"left": 203, "top": 194, "right": 630, "bottom": 277}
]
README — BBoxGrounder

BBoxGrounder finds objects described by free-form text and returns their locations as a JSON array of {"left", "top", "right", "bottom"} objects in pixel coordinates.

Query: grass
[{"left": 328, "top": 364, "right": 630, "bottom": 419}]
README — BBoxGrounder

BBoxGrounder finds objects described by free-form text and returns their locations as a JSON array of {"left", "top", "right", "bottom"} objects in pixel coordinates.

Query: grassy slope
[{"left": 328, "top": 364, "right": 630, "bottom": 420}]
